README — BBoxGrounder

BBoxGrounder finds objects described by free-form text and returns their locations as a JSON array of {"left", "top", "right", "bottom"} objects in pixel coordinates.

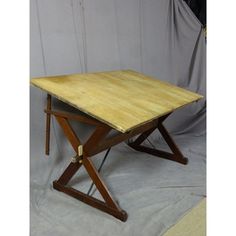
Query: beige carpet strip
[{"left": 163, "top": 198, "right": 206, "bottom": 236}]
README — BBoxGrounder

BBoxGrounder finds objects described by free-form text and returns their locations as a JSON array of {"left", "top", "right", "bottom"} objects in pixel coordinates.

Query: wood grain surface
[{"left": 31, "top": 70, "right": 203, "bottom": 133}]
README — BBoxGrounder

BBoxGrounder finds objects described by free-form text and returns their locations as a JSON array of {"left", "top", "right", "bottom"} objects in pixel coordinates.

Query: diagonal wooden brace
[
  {"left": 52, "top": 181, "right": 127, "bottom": 221},
  {"left": 127, "top": 114, "right": 188, "bottom": 165},
  {"left": 53, "top": 116, "right": 127, "bottom": 221}
]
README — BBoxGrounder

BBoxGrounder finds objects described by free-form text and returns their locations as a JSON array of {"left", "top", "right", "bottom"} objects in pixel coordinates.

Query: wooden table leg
[
  {"left": 53, "top": 118, "right": 128, "bottom": 221},
  {"left": 45, "top": 94, "right": 51, "bottom": 155},
  {"left": 53, "top": 180, "right": 127, "bottom": 221},
  {"left": 57, "top": 162, "right": 82, "bottom": 185},
  {"left": 128, "top": 114, "right": 188, "bottom": 165}
]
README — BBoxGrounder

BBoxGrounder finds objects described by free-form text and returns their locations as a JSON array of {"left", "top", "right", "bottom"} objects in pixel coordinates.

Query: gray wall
[{"left": 30, "top": 0, "right": 206, "bottom": 163}]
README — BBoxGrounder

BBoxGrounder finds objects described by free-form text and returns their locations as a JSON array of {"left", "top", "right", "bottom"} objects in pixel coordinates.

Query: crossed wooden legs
[
  {"left": 127, "top": 114, "right": 188, "bottom": 165},
  {"left": 52, "top": 115, "right": 128, "bottom": 221},
  {"left": 45, "top": 96, "right": 187, "bottom": 222}
]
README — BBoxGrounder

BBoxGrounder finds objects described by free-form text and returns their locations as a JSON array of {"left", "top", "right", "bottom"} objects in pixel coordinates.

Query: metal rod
[
  {"left": 146, "top": 138, "right": 156, "bottom": 149},
  {"left": 87, "top": 148, "right": 111, "bottom": 196}
]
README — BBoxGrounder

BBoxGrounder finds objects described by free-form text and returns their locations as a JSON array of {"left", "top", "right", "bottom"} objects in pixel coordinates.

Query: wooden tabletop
[{"left": 31, "top": 70, "right": 203, "bottom": 133}]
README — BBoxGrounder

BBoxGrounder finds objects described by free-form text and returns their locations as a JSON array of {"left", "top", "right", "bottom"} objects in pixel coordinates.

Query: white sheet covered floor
[{"left": 30, "top": 134, "right": 206, "bottom": 236}]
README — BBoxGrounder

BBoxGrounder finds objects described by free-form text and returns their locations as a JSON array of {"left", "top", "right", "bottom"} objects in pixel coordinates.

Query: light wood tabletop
[{"left": 31, "top": 70, "right": 203, "bottom": 133}]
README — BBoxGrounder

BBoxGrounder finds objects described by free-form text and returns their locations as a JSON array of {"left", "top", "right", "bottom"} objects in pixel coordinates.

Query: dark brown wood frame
[{"left": 44, "top": 94, "right": 188, "bottom": 222}]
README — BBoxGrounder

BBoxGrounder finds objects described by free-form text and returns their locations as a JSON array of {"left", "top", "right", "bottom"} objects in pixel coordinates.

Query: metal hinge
[{"left": 71, "top": 145, "right": 83, "bottom": 163}]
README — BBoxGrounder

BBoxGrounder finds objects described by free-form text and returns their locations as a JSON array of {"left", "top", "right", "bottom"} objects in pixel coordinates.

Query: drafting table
[{"left": 31, "top": 70, "right": 203, "bottom": 221}]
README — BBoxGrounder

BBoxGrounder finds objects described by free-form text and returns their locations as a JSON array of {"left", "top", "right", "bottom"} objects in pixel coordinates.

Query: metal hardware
[
  {"left": 71, "top": 155, "right": 79, "bottom": 163},
  {"left": 78, "top": 145, "right": 83, "bottom": 156},
  {"left": 71, "top": 155, "right": 83, "bottom": 163}
]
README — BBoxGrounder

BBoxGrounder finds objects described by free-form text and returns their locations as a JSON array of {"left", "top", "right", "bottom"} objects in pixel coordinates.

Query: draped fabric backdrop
[{"left": 30, "top": 0, "right": 206, "bottom": 235}]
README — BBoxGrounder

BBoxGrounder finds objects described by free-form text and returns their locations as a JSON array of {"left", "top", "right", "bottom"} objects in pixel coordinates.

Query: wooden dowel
[{"left": 45, "top": 94, "right": 51, "bottom": 155}]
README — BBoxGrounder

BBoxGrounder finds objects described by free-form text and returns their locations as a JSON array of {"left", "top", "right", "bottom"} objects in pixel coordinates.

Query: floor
[
  {"left": 164, "top": 198, "right": 206, "bottom": 236},
  {"left": 31, "top": 134, "right": 206, "bottom": 236}
]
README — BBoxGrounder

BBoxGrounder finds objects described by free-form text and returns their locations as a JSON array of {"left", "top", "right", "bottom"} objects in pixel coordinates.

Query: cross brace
[{"left": 44, "top": 94, "right": 188, "bottom": 222}]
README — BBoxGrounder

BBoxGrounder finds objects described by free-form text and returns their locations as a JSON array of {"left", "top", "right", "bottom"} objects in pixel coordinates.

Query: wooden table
[{"left": 31, "top": 70, "right": 203, "bottom": 221}]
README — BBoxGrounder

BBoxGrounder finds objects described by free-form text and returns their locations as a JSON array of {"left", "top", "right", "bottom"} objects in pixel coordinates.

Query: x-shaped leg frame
[
  {"left": 44, "top": 95, "right": 188, "bottom": 222},
  {"left": 127, "top": 114, "right": 188, "bottom": 165}
]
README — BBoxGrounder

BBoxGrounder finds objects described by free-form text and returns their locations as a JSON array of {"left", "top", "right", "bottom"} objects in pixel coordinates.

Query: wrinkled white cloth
[{"left": 30, "top": 134, "right": 205, "bottom": 236}]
